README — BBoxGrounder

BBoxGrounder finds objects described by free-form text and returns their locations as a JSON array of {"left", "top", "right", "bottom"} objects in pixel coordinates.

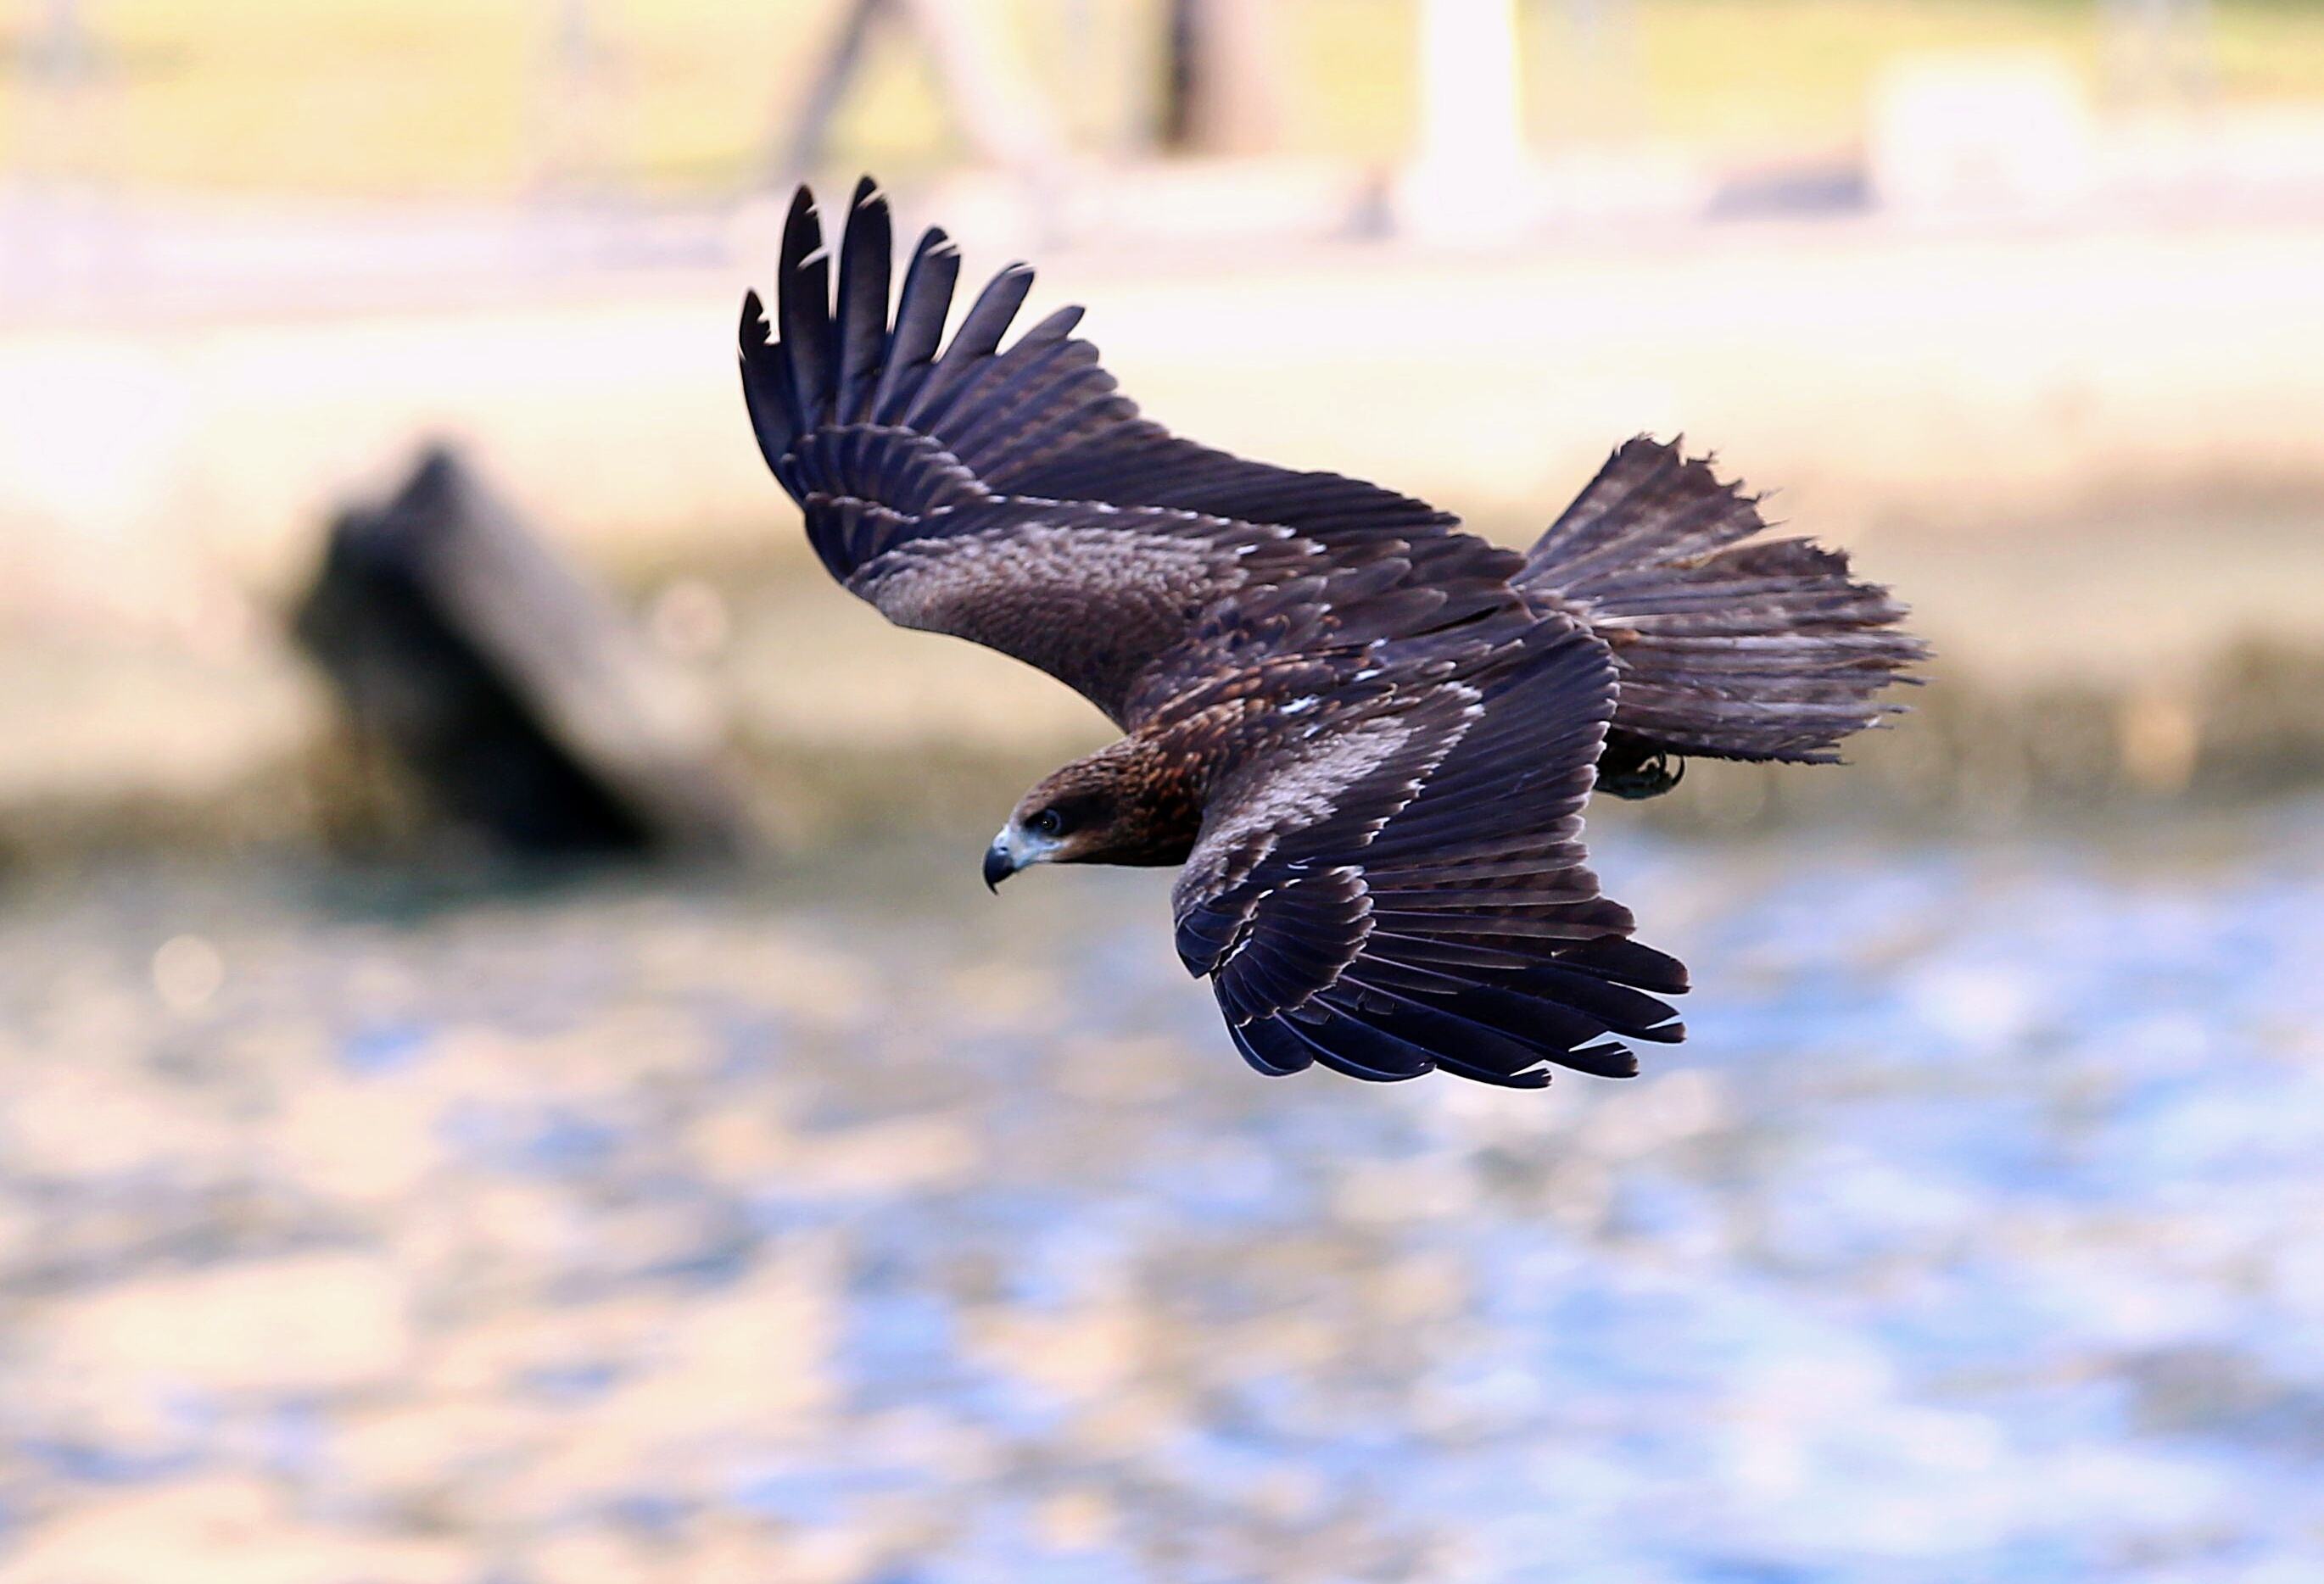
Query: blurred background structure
[
  {"left": 3, "top": 3, "right": 2323, "bottom": 1581},
  {"left": 4, "top": 0, "right": 2323, "bottom": 852}
]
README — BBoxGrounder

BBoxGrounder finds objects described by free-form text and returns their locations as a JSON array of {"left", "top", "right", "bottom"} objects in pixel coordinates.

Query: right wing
[
  {"left": 1172, "top": 615, "right": 1687, "bottom": 1089},
  {"left": 740, "top": 178, "right": 1493, "bottom": 726}
]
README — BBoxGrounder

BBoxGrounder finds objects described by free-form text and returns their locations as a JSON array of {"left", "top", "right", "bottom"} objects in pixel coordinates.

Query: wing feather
[
  {"left": 832, "top": 177, "right": 892, "bottom": 423},
  {"left": 774, "top": 187, "right": 835, "bottom": 436},
  {"left": 869, "top": 227, "right": 960, "bottom": 423}
]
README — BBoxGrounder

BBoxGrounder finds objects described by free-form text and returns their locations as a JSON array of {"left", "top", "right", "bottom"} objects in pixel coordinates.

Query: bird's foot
[{"left": 1599, "top": 749, "right": 1686, "bottom": 800}]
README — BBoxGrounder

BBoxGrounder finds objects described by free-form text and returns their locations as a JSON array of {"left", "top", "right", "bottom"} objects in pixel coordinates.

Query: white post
[{"left": 1398, "top": 0, "right": 1531, "bottom": 240}]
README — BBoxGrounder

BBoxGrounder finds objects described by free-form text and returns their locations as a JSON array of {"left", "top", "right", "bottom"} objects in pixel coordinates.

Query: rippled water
[{"left": 3, "top": 806, "right": 2321, "bottom": 1583}]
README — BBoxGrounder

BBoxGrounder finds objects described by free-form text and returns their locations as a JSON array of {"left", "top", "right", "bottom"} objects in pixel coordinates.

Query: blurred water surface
[{"left": 3, "top": 805, "right": 2322, "bottom": 1583}]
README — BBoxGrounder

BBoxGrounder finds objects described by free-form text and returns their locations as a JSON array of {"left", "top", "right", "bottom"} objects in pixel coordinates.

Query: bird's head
[{"left": 984, "top": 739, "right": 1199, "bottom": 890}]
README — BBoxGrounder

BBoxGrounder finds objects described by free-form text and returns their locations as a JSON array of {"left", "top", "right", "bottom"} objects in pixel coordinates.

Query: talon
[{"left": 1601, "top": 749, "right": 1685, "bottom": 800}]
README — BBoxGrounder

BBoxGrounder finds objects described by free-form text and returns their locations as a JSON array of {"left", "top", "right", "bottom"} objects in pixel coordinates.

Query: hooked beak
[
  {"left": 982, "top": 834, "right": 1019, "bottom": 893},
  {"left": 985, "top": 821, "right": 1064, "bottom": 892}
]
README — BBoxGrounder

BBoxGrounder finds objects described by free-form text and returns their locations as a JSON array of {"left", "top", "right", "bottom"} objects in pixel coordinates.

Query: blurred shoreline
[
  {"left": 11, "top": 193, "right": 2324, "bottom": 562},
  {"left": 5, "top": 190, "right": 2323, "bottom": 863},
  {"left": 2, "top": 549, "right": 2317, "bottom": 868}
]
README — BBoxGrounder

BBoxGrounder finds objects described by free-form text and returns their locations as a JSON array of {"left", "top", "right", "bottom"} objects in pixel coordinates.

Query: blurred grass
[{"left": 8, "top": 0, "right": 2324, "bottom": 197}]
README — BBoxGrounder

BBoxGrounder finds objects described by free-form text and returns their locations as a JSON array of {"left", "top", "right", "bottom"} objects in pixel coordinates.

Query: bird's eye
[{"left": 1029, "top": 808, "right": 1066, "bottom": 838}]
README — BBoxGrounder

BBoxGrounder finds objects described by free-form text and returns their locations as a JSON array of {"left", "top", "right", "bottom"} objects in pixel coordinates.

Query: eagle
[{"left": 740, "top": 179, "right": 1922, "bottom": 1089}]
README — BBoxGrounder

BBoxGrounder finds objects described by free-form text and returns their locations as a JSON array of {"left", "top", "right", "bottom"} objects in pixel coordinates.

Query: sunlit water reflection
[{"left": 3, "top": 806, "right": 2321, "bottom": 1582}]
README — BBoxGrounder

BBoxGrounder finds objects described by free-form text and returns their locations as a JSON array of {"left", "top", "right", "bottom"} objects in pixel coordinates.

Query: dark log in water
[{"left": 293, "top": 446, "right": 750, "bottom": 857}]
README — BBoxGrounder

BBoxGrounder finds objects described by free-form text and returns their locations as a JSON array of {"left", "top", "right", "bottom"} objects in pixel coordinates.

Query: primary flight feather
[{"left": 740, "top": 178, "right": 1924, "bottom": 1089}]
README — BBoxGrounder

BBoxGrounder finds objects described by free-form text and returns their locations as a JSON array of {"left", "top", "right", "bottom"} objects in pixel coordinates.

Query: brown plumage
[{"left": 740, "top": 178, "right": 1925, "bottom": 1088}]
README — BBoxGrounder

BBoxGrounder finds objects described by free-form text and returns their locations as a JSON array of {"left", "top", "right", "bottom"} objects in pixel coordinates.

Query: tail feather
[{"left": 1521, "top": 438, "right": 1925, "bottom": 767}]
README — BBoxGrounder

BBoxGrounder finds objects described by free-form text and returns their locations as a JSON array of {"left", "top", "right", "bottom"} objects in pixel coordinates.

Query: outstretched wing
[
  {"left": 739, "top": 178, "right": 1478, "bottom": 726},
  {"left": 1173, "top": 615, "right": 1686, "bottom": 1089}
]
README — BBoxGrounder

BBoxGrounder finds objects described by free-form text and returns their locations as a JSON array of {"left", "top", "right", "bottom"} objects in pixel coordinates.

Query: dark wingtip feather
[
  {"left": 869, "top": 226, "right": 961, "bottom": 422},
  {"left": 1229, "top": 1018, "right": 1314, "bottom": 1078},
  {"left": 1559, "top": 934, "right": 1691, "bottom": 996},
  {"left": 901, "top": 259, "right": 1036, "bottom": 428},
  {"left": 834, "top": 176, "right": 893, "bottom": 423},
  {"left": 1564, "top": 1041, "right": 1641, "bottom": 1079},
  {"left": 1434, "top": 1055, "right": 1555, "bottom": 1090},
  {"left": 737, "top": 291, "right": 796, "bottom": 466},
  {"left": 776, "top": 185, "right": 834, "bottom": 431}
]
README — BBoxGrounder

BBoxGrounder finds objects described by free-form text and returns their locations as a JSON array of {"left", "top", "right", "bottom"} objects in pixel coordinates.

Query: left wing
[
  {"left": 740, "top": 178, "right": 1503, "bottom": 727},
  {"left": 1173, "top": 615, "right": 1686, "bottom": 1088}
]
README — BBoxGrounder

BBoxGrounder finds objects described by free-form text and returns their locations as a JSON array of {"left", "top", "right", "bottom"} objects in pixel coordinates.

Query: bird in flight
[{"left": 740, "top": 178, "right": 1921, "bottom": 1089}]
